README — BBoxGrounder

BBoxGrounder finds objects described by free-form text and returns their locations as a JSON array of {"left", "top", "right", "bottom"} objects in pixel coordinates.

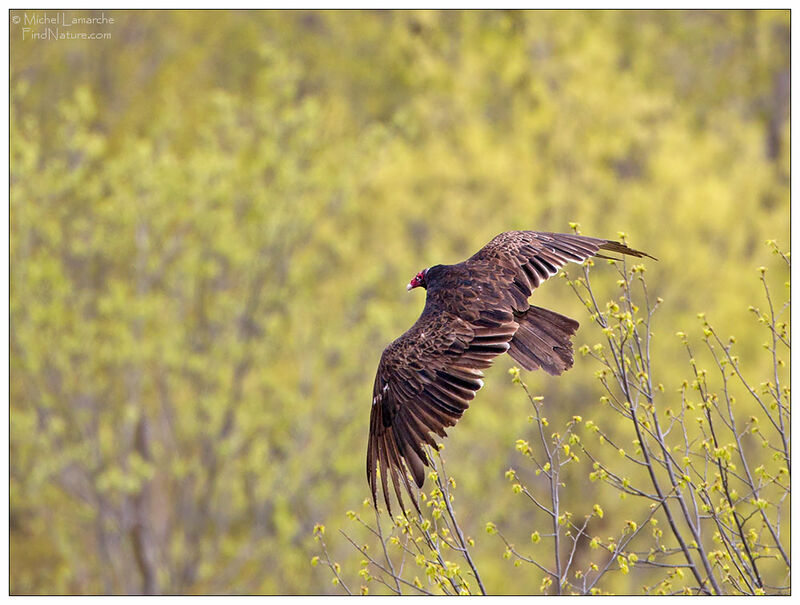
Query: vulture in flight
[{"left": 367, "top": 230, "right": 654, "bottom": 515}]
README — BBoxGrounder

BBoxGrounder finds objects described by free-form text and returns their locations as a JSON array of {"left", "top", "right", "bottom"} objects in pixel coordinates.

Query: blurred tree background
[{"left": 10, "top": 9, "right": 789, "bottom": 595}]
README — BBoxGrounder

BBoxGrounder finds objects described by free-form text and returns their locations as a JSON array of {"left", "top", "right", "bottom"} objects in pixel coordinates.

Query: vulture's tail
[{"left": 507, "top": 306, "right": 580, "bottom": 376}]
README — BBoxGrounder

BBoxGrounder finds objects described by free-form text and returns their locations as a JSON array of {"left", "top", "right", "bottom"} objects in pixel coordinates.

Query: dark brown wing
[
  {"left": 466, "top": 231, "right": 654, "bottom": 311},
  {"left": 367, "top": 307, "right": 517, "bottom": 515}
]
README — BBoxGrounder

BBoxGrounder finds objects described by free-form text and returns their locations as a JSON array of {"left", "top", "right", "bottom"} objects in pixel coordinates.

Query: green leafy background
[{"left": 10, "top": 9, "right": 789, "bottom": 594}]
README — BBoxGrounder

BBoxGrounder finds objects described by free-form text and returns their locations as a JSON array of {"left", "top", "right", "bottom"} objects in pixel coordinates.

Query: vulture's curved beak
[{"left": 406, "top": 283, "right": 413, "bottom": 291}]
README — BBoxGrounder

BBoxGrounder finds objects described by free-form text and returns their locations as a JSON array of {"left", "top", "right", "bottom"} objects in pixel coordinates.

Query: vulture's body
[{"left": 367, "top": 231, "right": 653, "bottom": 514}]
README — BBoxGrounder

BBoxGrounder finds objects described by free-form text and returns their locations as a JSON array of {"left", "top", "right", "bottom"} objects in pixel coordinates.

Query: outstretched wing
[
  {"left": 368, "top": 231, "right": 654, "bottom": 514},
  {"left": 367, "top": 307, "right": 518, "bottom": 515},
  {"left": 466, "top": 231, "right": 654, "bottom": 311}
]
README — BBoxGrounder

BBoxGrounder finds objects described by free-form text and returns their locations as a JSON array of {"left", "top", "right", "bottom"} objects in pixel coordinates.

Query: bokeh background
[{"left": 10, "top": 9, "right": 789, "bottom": 595}]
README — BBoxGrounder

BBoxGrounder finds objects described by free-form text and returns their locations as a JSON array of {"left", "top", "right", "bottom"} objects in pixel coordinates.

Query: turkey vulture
[{"left": 367, "top": 231, "right": 654, "bottom": 515}]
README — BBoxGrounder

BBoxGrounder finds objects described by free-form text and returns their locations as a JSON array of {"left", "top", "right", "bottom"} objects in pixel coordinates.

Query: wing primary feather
[
  {"left": 409, "top": 397, "right": 455, "bottom": 433},
  {"left": 402, "top": 441, "right": 426, "bottom": 490},
  {"left": 401, "top": 407, "right": 440, "bottom": 449},
  {"left": 395, "top": 415, "right": 431, "bottom": 475},
  {"left": 552, "top": 237, "right": 599, "bottom": 258},
  {"left": 394, "top": 418, "right": 427, "bottom": 490},
  {"left": 378, "top": 432, "right": 393, "bottom": 514},
  {"left": 367, "top": 412, "right": 380, "bottom": 505},
  {"left": 385, "top": 428, "right": 413, "bottom": 515},
  {"left": 545, "top": 236, "right": 595, "bottom": 256},
  {"left": 546, "top": 244, "right": 584, "bottom": 262},
  {"left": 599, "top": 240, "right": 657, "bottom": 260}
]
